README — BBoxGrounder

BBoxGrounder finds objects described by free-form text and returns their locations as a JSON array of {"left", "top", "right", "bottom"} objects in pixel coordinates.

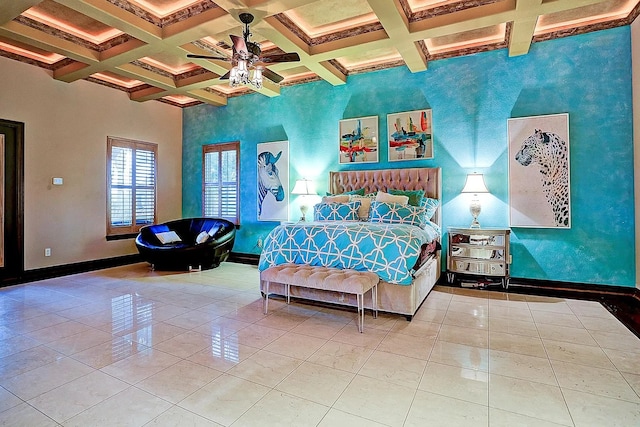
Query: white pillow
[
  {"left": 195, "top": 231, "right": 210, "bottom": 244},
  {"left": 376, "top": 190, "right": 409, "bottom": 205},
  {"left": 322, "top": 195, "right": 350, "bottom": 204},
  {"left": 155, "top": 231, "right": 182, "bottom": 244}
]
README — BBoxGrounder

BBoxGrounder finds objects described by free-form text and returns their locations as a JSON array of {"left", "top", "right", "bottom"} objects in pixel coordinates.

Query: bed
[{"left": 258, "top": 167, "right": 442, "bottom": 319}]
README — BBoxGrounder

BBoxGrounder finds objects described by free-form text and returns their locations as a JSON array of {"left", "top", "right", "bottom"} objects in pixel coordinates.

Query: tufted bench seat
[{"left": 261, "top": 264, "right": 379, "bottom": 332}]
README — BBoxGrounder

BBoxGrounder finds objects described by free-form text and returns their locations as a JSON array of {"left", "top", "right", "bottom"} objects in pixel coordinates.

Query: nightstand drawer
[
  {"left": 450, "top": 246, "right": 505, "bottom": 261},
  {"left": 451, "top": 260, "right": 506, "bottom": 275}
]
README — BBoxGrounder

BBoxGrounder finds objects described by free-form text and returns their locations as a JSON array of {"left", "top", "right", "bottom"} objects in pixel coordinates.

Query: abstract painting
[
  {"left": 257, "top": 140, "right": 289, "bottom": 221},
  {"left": 387, "top": 109, "right": 433, "bottom": 161},
  {"left": 339, "top": 116, "right": 378, "bottom": 164},
  {"left": 508, "top": 113, "right": 570, "bottom": 228}
]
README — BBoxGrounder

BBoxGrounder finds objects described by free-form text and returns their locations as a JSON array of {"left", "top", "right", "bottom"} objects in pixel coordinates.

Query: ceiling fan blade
[
  {"left": 230, "top": 34, "right": 247, "bottom": 55},
  {"left": 219, "top": 70, "right": 231, "bottom": 80},
  {"left": 259, "top": 52, "right": 300, "bottom": 64},
  {"left": 187, "top": 53, "right": 228, "bottom": 60},
  {"left": 262, "top": 68, "right": 284, "bottom": 84}
]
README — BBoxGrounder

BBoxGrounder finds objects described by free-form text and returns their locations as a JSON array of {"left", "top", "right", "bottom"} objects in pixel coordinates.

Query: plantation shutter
[
  {"left": 107, "top": 137, "right": 157, "bottom": 236},
  {"left": 203, "top": 142, "right": 239, "bottom": 225}
]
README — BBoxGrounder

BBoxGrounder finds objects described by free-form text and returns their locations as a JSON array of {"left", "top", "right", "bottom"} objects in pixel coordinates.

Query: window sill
[{"left": 106, "top": 233, "right": 137, "bottom": 241}]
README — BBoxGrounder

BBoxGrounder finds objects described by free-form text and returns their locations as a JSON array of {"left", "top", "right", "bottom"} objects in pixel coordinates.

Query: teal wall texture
[{"left": 183, "top": 26, "right": 635, "bottom": 287}]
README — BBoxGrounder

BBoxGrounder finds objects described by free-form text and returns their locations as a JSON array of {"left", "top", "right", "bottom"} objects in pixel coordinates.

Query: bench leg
[
  {"left": 357, "top": 293, "right": 364, "bottom": 333},
  {"left": 263, "top": 281, "right": 270, "bottom": 315},
  {"left": 286, "top": 283, "right": 291, "bottom": 305},
  {"left": 372, "top": 283, "right": 378, "bottom": 319}
]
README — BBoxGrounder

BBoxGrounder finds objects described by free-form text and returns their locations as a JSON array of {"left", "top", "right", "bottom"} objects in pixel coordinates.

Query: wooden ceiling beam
[
  {"left": 367, "top": 0, "right": 427, "bottom": 72},
  {"left": 0, "top": 0, "right": 41, "bottom": 25},
  {"left": 55, "top": 0, "right": 162, "bottom": 42},
  {"left": 186, "top": 88, "right": 227, "bottom": 106},
  {"left": 0, "top": 21, "right": 100, "bottom": 63},
  {"left": 509, "top": 0, "right": 542, "bottom": 56}
]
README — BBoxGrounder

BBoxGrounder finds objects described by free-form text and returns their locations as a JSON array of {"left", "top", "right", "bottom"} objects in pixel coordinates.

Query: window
[
  {"left": 203, "top": 142, "right": 239, "bottom": 225},
  {"left": 107, "top": 137, "right": 157, "bottom": 236}
]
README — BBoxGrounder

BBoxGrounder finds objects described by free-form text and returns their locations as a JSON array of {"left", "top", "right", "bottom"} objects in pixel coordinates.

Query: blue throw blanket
[{"left": 258, "top": 221, "right": 439, "bottom": 285}]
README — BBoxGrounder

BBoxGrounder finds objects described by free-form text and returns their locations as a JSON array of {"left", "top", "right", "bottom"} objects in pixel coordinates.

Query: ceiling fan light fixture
[
  {"left": 188, "top": 12, "right": 298, "bottom": 89},
  {"left": 251, "top": 67, "right": 263, "bottom": 89}
]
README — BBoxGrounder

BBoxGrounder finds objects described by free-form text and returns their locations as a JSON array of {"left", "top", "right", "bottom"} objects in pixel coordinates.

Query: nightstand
[{"left": 447, "top": 227, "right": 511, "bottom": 288}]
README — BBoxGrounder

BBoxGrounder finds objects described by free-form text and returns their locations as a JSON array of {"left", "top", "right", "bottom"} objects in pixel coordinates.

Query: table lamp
[
  {"left": 461, "top": 173, "right": 489, "bottom": 228},
  {"left": 291, "top": 179, "right": 317, "bottom": 221}
]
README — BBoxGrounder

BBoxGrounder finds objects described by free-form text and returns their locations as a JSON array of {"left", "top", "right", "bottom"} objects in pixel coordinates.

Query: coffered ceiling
[{"left": 1, "top": 0, "right": 638, "bottom": 108}]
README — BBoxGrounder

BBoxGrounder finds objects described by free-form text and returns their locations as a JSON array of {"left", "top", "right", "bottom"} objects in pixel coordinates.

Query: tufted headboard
[{"left": 329, "top": 167, "right": 442, "bottom": 227}]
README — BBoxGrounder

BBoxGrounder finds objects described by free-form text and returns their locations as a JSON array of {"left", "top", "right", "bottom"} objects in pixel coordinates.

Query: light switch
[{"left": 52, "top": 177, "right": 63, "bottom": 185}]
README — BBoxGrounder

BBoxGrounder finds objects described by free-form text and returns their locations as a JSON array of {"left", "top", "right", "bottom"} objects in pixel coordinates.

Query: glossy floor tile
[{"left": 1, "top": 262, "right": 639, "bottom": 426}]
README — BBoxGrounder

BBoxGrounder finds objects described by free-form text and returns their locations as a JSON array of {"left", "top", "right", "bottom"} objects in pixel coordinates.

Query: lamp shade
[
  {"left": 461, "top": 173, "right": 489, "bottom": 194},
  {"left": 291, "top": 179, "right": 317, "bottom": 196}
]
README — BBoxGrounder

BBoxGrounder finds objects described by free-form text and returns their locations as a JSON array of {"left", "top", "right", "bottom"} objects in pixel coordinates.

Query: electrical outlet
[
  {"left": 257, "top": 238, "right": 263, "bottom": 248},
  {"left": 44, "top": 248, "right": 51, "bottom": 257}
]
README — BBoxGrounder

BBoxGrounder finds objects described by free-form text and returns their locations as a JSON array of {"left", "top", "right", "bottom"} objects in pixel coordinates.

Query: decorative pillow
[
  {"left": 195, "top": 231, "right": 210, "bottom": 244},
  {"left": 314, "top": 201, "right": 361, "bottom": 221},
  {"left": 420, "top": 197, "right": 439, "bottom": 220},
  {"left": 326, "top": 188, "right": 365, "bottom": 196},
  {"left": 155, "top": 230, "right": 182, "bottom": 244},
  {"left": 375, "top": 190, "right": 409, "bottom": 205},
  {"left": 388, "top": 189, "right": 425, "bottom": 207},
  {"left": 369, "top": 201, "right": 428, "bottom": 228},
  {"left": 322, "top": 195, "right": 350, "bottom": 204},
  {"left": 348, "top": 195, "right": 373, "bottom": 221}
]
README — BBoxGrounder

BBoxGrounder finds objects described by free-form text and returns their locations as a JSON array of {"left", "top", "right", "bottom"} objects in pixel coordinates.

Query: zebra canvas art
[
  {"left": 508, "top": 113, "right": 571, "bottom": 228},
  {"left": 257, "top": 140, "right": 289, "bottom": 221}
]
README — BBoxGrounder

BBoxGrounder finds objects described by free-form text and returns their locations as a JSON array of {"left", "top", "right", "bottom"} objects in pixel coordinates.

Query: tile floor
[{"left": 1, "top": 262, "right": 639, "bottom": 426}]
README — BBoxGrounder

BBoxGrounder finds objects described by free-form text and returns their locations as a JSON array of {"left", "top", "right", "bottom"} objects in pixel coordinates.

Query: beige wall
[
  {"left": 633, "top": 17, "right": 640, "bottom": 289},
  {"left": 0, "top": 56, "right": 183, "bottom": 270}
]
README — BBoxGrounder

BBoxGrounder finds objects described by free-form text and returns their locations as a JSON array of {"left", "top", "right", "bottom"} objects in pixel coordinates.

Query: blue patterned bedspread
[{"left": 258, "top": 221, "right": 439, "bottom": 285}]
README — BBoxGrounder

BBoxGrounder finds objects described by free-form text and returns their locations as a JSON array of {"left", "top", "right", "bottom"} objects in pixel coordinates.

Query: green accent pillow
[
  {"left": 388, "top": 189, "right": 425, "bottom": 207},
  {"left": 326, "top": 188, "right": 365, "bottom": 196}
]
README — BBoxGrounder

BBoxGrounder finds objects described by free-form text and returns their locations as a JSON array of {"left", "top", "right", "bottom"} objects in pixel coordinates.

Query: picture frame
[
  {"left": 339, "top": 116, "right": 379, "bottom": 164},
  {"left": 257, "top": 140, "right": 289, "bottom": 222},
  {"left": 387, "top": 109, "right": 433, "bottom": 161},
  {"left": 508, "top": 113, "right": 571, "bottom": 228}
]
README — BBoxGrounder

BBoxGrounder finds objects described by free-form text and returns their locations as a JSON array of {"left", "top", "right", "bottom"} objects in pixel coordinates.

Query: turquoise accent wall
[{"left": 183, "top": 26, "right": 635, "bottom": 287}]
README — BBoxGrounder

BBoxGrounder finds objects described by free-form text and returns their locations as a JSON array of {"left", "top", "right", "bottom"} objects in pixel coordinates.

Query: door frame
[{"left": 0, "top": 118, "right": 24, "bottom": 286}]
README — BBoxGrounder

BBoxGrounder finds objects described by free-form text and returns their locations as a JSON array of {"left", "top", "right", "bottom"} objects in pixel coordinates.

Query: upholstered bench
[{"left": 260, "top": 264, "right": 379, "bottom": 332}]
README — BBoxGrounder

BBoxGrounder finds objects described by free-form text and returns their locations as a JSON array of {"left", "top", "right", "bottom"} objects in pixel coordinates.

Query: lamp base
[
  {"left": 469, "top": 199, "right": 481, "bottom": 229},
  {"left": 299, "top": 205, "right": 309, "bottom": 222}
]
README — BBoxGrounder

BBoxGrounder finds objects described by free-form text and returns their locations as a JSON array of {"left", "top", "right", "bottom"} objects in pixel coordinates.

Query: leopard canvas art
[{"left": 508, "top": 114, "right": 571, "bottom": 228}]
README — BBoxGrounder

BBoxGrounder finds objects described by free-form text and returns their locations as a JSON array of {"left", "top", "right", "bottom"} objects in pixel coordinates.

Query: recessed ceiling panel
[
  {"left": 426, "top": 24, "right": 505, "bottom": 54},
  {"left": 23, "top": 0, "right": 123, "bottom": 44},
  {"left": 336, "top": 46, "right": 401, "bottom": 69},
  {"left": 140, "top": 54, "right": 199, "bottom": 74},
  {"left": 162, "top": 94, "right": 199, "bottom": 104},
  {"left": 0, "top": 40, "right": 66, "bottom": 64},
  {"left": 536, "top": 0, "right": 636, "bottom": 34},
  {"left": 91, "top": 71, "right": 145, "bottom": 88},
  {"left": 128, "top": 0, "right": 202, "bottom": 18},
  {"left": 406, "top": 0, "right": 460, "bottom": 13},
  {"left": 284, "top": 0, "right": 378, "bottom": 38}
]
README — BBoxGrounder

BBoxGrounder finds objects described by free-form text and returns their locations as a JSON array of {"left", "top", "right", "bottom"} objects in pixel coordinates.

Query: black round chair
[{"left": 135, "top": 218, "right": 236, "bottom": 271}]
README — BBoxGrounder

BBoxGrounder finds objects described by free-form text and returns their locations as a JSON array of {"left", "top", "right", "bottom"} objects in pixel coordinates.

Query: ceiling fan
[{"left": 187, "top": 12, "right": 300, "bottom": 87}]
